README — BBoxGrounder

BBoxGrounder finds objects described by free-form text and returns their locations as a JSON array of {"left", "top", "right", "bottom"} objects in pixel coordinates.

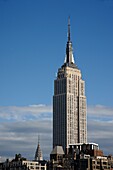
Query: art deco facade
[
  {"left": 35, "top": 138, "right": 43, "bottom": 161},
  {"left": 53, "top": 18, "right": 87, "bottom": 152}
]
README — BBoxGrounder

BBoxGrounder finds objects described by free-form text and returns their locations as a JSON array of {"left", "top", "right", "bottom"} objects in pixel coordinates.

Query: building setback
[{"left": 53, "top": 18, "right": 87, "bottom": 153}]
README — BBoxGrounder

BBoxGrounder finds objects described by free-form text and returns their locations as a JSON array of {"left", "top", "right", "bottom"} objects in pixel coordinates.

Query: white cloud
[
  {"left": 88, "top": 105, "right": 113, "bottom": 117},
  {"left": 0, "top": 104, "right": 52, "bottom": 121}
]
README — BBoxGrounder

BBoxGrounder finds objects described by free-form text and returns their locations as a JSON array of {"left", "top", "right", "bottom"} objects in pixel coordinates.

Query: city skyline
[{"left": 0, "top": 0, "right": 113, "bottom": 161}]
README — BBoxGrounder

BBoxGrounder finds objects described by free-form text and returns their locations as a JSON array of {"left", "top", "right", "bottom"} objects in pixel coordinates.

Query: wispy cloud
[
  {"left": 0, "top": 104, "right": 113, "bottom": 161},
  {"left": 0, "top": 104, "right": 52, "bottom": 122},
  {"left": 88, "top": 105, "right": 113, "bottom": 121}
]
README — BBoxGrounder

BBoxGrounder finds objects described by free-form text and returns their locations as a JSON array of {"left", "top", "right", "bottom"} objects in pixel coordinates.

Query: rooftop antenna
[{"left": 68, "top": 16, "right": 71, "bottom": 42}]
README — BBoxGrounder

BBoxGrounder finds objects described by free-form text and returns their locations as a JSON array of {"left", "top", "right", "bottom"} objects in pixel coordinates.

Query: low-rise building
[
  {"left": 0, "top": 154, "right": 47, "bottom": 170},
  {"left": 49, "top": 144, "right": 113, "bottom": 170}
]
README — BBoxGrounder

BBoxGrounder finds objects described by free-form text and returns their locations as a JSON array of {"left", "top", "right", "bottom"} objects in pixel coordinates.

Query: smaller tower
[{"left": 35, "top": 136, "right": 43, "bottom": 161}]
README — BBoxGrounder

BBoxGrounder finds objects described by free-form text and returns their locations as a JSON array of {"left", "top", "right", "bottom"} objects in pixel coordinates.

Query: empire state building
[{"left": 53, "top": 18, "right": 87, "bottom": 153}]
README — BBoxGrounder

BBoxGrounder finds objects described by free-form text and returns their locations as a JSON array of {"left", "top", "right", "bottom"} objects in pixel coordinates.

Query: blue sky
[{"left": 0, "top": 0, "right": 113, "bottom": 160}]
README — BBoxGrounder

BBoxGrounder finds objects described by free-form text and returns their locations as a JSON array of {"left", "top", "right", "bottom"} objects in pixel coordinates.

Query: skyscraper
[{"left": 53, "top": 18, "right": 87, "bottom": 153}]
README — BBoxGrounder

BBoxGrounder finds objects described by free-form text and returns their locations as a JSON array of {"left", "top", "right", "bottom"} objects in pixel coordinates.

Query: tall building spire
[
  {"left": 34, "top": 136, "right": 43, "bottom": 161},
  {"left": 68, "top": 16, "right": 71, "bottom": 42},
  {"left": 64, "top": 17, "right": 76, "bottom": 68}
]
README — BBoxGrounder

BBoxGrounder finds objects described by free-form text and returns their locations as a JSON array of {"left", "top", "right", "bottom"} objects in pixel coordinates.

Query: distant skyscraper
[
  {"left": 35, "top": 137, "right": 43, "bottom": 161},
  {"left": 53, "top": 18, "right": 87, "bottom": 153}
]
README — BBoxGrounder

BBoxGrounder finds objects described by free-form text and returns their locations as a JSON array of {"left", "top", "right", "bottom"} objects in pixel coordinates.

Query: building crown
[
  {"left": 63, "top": 17, "right": 78, "bottom": 69},
  {"left": 35, "top": 136, "right": 43, "bottom": 161}
]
